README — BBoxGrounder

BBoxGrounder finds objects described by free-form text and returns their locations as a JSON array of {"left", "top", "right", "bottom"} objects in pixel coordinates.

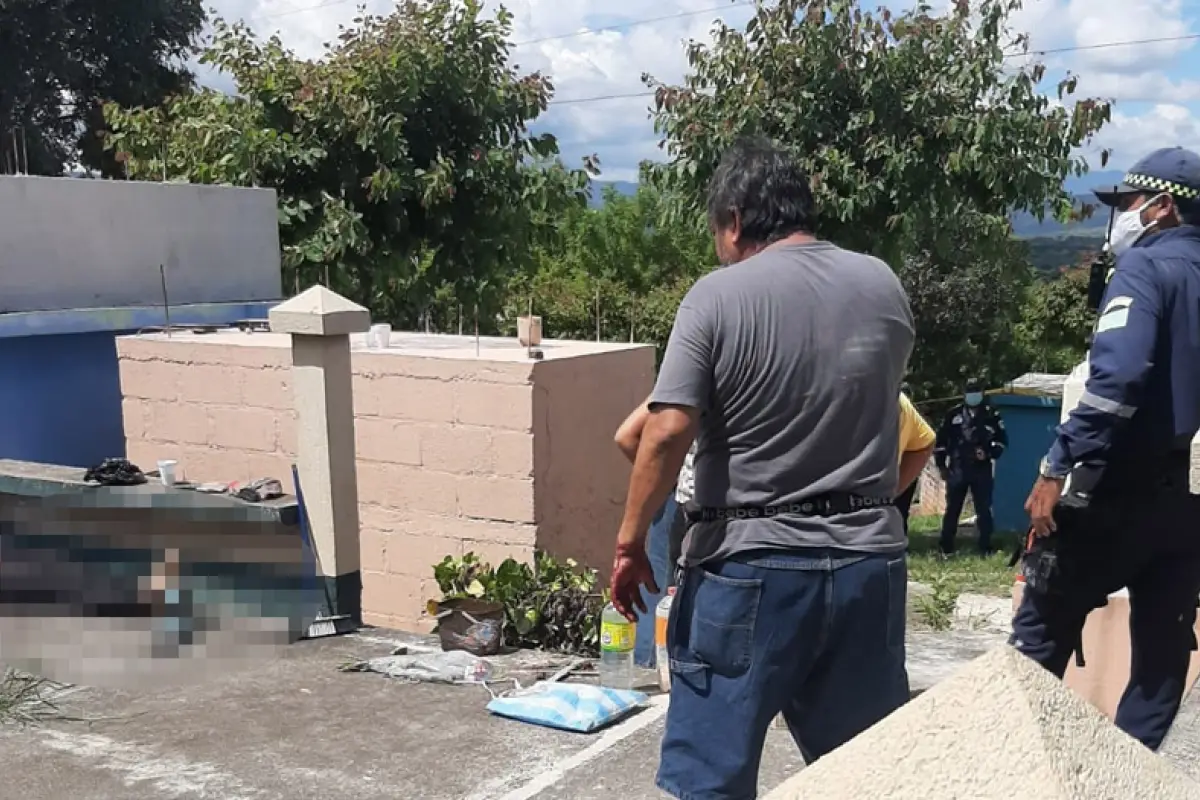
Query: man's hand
[
  {"left": 610, "top": 542, "right": 659, "bottom": 622},
  {"left": 974, "top": 447, "right": 988, "bottom": 462},
  {"left": 1025, "top": 476, "right": 1065, "bottom": 537}
]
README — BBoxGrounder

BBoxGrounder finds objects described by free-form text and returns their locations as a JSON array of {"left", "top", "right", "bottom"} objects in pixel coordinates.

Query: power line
[
  {"left": 546, "top": 33, "right": 1200, "bottom": 107},
  {"left": 254, "top": 0, "right": 754, "bottom": 31},
  {"left": 255, "top": 0, "right": 352, "bottom": 20},
  {"left": 549, "top": 91, "right": 655, "bottom": 107},
  {"left": 512, "top": 3, "right": 754, "bottom": 47},
  {"left": 242, "top": 5, "right": 1200, "bottom": 108},
  {"left": 1015, "top": 32, "right": 1200, "bottom": 59}
]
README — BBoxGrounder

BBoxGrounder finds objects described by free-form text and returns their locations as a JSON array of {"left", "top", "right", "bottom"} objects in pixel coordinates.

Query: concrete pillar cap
[{"left": 269, "top": 285, "right": 369, "bottom": 337}]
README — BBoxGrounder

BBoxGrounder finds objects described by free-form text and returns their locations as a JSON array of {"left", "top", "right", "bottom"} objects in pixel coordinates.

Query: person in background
[
  {"left": 608, "top": 136, "right": 914, "bottom": 799},
  {"left": 896, "top": 385, "right": 936, "bottom": 535},
  {"left": 614, "top": 400, "right": 692, "bottom": 667},
  {"left": 933, "top": 378, "right": 1007, "bottom": 555}
]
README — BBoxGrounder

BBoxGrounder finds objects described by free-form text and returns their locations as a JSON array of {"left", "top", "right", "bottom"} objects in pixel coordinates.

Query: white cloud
[
  {"left": 1073, "top": 70, "right": 1200, "bottom": 103},
  {"left": 1066, "top": 0, "right": 1196, "bottom": 74},
  {"left": 1088, "top": 103, "right": 1200, "bottom": 165},
  {"left": 194, "top": 0, "right": 1200, "bottom": 181}
]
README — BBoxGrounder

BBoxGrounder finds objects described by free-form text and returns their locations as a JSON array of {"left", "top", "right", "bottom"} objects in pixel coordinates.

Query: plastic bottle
[
  {"left": 599, "top": 602, "right": 636, "bottom": 690},
  {"left": 655, "top": 587, "right": 676, "bottom": 692}
]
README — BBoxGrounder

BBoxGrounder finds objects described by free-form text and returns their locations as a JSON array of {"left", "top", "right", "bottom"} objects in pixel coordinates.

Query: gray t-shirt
[{"left": 649, "top": 241, "right": 914, "bottom": 564}]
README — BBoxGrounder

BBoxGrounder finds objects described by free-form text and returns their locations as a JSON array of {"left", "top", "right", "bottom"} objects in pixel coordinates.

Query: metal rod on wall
[
  {"left": 160, "top": 264, "right": 172, "bottom": 337},
  {"left": 526, "top": 296, "right": 533, "bottom": 359},
  {"left": 629, "top": 293, "right": 636, "bottom": 342}
]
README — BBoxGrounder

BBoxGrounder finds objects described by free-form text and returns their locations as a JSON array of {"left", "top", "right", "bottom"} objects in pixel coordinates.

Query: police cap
[{"left": 1094, "top": 147, "right": 1200, "bottom": 208}]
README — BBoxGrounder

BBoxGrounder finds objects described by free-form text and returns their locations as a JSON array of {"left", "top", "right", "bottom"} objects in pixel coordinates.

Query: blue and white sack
[{"left": 486, "top": 681, "right": 648, "bottom": 733}]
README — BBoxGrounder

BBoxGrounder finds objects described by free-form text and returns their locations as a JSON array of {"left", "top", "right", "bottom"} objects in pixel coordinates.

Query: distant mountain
[
  {"left": 1027, "top": 235, "right": 1102, "bottom": 273},
  {"left": 591, "top": 175, "right": 1124, "bottom": 240},
  {"left": 1010, "top": 196, "right": 1109, "bottom": 239},
  {"left": 588, "top": 180, "right": 638, "bottom": 208},
  {"left": 1063, "top": 169, "right": 1126, "bottom": 194}
]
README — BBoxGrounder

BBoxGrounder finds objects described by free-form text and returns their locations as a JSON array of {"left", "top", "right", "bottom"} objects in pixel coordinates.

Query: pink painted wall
[{"left": 116, "top": 332, "right": 655, "bottom": 631}]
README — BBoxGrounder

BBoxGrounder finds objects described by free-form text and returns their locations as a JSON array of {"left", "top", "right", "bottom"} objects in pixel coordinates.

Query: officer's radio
[{"left": 1086, "top": 186, "right": 1119, "bottom": 312}]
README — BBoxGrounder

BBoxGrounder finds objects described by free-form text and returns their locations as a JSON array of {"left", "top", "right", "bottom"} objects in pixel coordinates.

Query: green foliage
[
  {"left": 0, "top": 0, "right": 204, "bottom": 176},
  {"left": 641, "top": 0, "right": 1110, "bottom": 393},
  {"left": 1016, "top": 265, "right": 1095, "bottom": 373},
  {"left": 915, "top": 573, "right": 958, "bottom": 632},
  {"left": 81, "top": 0, "right": 1111, "bottom": 406},
  {"left": 644, "top": 0, "right": 1110, "bottom": 264},
  {"left": 897, "top": 213, "right": 1034, "bottom": 399},
  {"left": 433, "top": 551, "right": 605, "bottom": 656},
  {"left": 508, "top": 184, "right": 715, "bottom": 356},
  {"left": 1027, "top": 235, "right": 1106, "bottom": 273},
  {"left": 104, "top": 0, "right": 596, "bottom": 327}
]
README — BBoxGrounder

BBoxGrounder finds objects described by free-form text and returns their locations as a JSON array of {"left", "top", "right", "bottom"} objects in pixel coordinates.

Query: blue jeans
[
  {"left": 657, "top": 549, "right": 910, "bottom": 800},
  {"left": 635, "top": 496, "right": 680, "bottom": 667}
]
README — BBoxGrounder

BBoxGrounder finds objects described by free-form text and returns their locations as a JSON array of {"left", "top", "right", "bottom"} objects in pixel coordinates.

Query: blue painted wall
[
  {"left": 0, "top": 332, "right": 125, "bottom": 468},
  {"left": 0, "top": 302, "right": 274, "bottom": 469},
  {"left": 990, "top": 393, "right": 1062, "bottom": 533}
]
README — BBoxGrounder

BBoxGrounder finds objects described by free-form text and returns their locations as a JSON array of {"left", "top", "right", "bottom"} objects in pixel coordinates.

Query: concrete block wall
[
  {"left": 350, "top": 351, "right": 544, "bottom": 631},
  {"left": 119, "top": 337, "right": 295, "bottom": 486},
  {"left": 117, "top": 331, "right": 655, "bottom": 631}
]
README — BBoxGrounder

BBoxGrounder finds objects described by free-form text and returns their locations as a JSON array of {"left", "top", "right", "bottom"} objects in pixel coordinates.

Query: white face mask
[{"left": 1106, "top": 194, "right": 1164, "bottom": 257}]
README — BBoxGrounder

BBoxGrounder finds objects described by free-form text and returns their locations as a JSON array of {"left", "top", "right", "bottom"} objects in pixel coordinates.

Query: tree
[
  {"left": 0, "top": 0, "right": 204, "bottom": 176},
  {"left": 641, "top": 0, "right": 1111, "bottom": 392},
  {"left": 644, "top": 0, "right": 1110, "bottom": 263},
  {"left": 897, "top": 214, "right": 1033, "bottom": 399},
  {"left": 104, "top": 0, "right": 596, "bottom": 325},
  {"left": 507, "top": 184, "right": 715, "bottom": 351},
  {"left": 1015, "top": 262, "right": 1095, "bottom": 373}
]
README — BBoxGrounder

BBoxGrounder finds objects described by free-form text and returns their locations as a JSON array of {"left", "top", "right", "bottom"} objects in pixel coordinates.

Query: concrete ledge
[
  {"left": 0, "top": 302, "right": 277, "bottom": 338},
  {"left": 0, "top": 458, "right": 298, "bottom": 526}
]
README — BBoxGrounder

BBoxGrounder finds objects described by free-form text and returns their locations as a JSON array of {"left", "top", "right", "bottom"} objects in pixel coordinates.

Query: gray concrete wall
[{"left": 0, "top": 177, "right": 282, "bottom": 314}]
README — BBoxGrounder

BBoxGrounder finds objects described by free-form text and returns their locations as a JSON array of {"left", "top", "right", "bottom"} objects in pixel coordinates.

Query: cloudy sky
[{"left": 200, "top": 0, "right": 1200, "bottom": 183}]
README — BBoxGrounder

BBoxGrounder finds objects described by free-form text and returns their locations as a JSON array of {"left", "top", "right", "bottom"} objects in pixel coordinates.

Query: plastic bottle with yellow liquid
[{"left": 599, "top": 602, "right": 635, "bottom": 690}]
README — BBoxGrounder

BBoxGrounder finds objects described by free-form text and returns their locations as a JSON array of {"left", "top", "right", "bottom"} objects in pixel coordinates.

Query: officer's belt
[{"left": 687, "top": 494, "right": 893, "bottom": 523}]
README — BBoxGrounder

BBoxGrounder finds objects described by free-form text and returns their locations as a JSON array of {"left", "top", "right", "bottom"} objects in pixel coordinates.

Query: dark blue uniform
[
  {"left": 934, "top": 392, "right": 1007, "bottom": 554},
  {"left": 1011, "top": 147, "right": 1200, "bottom": 750}
]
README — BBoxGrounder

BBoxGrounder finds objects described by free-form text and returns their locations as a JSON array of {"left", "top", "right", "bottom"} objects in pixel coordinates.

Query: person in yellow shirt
[{"left": 897, "top": 385, "right": 936, "bottom": 534}]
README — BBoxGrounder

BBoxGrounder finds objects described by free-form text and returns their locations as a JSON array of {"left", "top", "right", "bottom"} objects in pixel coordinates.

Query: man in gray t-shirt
[
  {"left": 654, "top": 229, "right": 913, "bottom": 566},
  {"left": 607, "top": 137, "right": 914, "bottom": 800}
]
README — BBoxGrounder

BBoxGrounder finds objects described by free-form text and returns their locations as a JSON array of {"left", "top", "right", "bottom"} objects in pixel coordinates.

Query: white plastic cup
[
  {"left": 157, "top": 459, "right": 178, "bottom": 487},
  {"left": 370, "top": 323, "right": 392, "bottom": 349}
]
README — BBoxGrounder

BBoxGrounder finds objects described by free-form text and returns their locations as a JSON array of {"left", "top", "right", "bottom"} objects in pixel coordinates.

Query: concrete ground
[{"left": 0, "top": 627, "right": 1005, "bottom": 800}]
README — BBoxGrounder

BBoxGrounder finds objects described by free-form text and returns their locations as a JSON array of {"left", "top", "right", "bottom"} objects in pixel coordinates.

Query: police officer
[
  {"left": 934, "top": 378, "right": 1007, "bottom": 555},
  {"left": 1014, "top": 146, "right": 1200, "bottom": 751}
]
